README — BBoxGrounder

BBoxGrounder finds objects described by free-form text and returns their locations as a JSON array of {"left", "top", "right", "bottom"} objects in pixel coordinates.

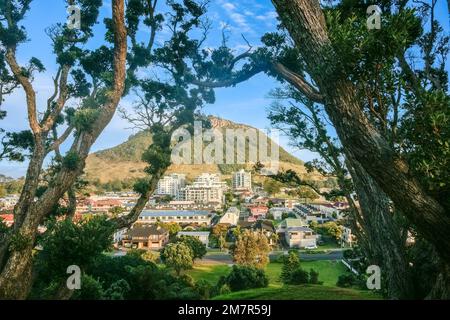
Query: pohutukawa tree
[
  {"left": 186, "top": 0, "right": 449, "bottom": 298},
  {"left": 0, "top": 0, "right": 213, "bottom": 299},
  {"left": 267, "top": 88, "right": 412, "bottom": 299},
  {"left": 0, "top": 0, "right": 127, "bottom": 299}
]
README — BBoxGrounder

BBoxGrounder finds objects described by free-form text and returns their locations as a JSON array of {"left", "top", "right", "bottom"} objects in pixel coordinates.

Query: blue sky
[{"left": 0, "top": 0, "right": 449, "bottom": 178}]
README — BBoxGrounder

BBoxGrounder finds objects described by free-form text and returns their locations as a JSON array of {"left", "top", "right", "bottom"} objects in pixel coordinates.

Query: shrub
[
  {"left": 336, "top": 273, "right": 358, "bottom": 288},
  {"left": 289, "top": 267, "right": 310, "bottom": 284},
  {"left": 280, "top": 251, "right": 300, "bottom": 284},
  {"left": 222, "top": 265, "right": 269, "bottom": 292},
  {"left": 309, "top": 269, "right": 322, "bottom": 285},
  {"left": 195, "top": 279, "right": 213, "bottom": 300}
]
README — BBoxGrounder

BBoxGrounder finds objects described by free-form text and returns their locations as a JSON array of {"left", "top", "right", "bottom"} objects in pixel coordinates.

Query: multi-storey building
[
  {"left": 156, "top": 174, "right": 186, "bottom": 198},
  {"left": 179, "top": 173, "right": 227, "bottom": 206},
  {"left": 137, "top": 210, "right": 211, "bottom": 225},
  {"left": 232, "top": 169, "right": 252, "bottom": 191}
]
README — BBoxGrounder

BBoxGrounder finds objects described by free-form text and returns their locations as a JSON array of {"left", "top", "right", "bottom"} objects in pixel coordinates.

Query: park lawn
[
  {"left": 266, "top": 260, "right": 349, "bottom": 287},
  {"left": 188, "top": 263, "right": 231, "bottom": 284},
  {"left": 213, "top": 285, "right": 382, "bottom": 300},
  {"left": 189, "top": 260, "right": 348, "bottom": 288},
  {"left": 190, "top": 260, "right": 382, "bottom": 300}
]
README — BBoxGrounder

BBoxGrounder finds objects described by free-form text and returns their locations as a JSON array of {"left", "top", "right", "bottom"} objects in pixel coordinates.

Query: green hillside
[
  {"left": 84, "top": 116, "right": 315, "bottom": 183},
  {"left": 213, "top": 285, "right": 381, "bottom": 300}
]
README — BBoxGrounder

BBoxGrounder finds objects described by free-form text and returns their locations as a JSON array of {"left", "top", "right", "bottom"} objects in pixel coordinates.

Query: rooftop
[
  {"left": 283, "top": 218, "right": 308, "bottom": 228},
  {"left": 140, "top": 210, "right": 210, "bottom": 217},
  {"left": 125, "top": 225, "right": 168, "bottom": 237},
  {"left": 178, "top": 231, "right": 210, "bottom": 236}
]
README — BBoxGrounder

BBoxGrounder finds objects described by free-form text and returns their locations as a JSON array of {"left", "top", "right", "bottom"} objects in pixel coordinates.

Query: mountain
[
  {"left": 0, "top": 174, "right": 14, "bottom": 183},
  {"left": 84, "top": 116, "right": 322, "bottom": 184}
]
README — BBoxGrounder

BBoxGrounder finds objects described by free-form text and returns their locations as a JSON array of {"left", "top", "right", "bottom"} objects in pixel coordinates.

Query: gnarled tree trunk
[
  {"left": 0, "top": 0, "right": 127, "bottom": 299},
  {"left": 348, "top": 157, "right": 413, "bottom": 299},
  {"left": 271, "top": 0, "right": 450, "bottom": 265}
]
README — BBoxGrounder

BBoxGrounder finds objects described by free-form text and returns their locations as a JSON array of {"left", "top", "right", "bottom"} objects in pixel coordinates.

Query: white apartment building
[
  {"left": 181, "top": 184, "right": 224, "bottom": 205},
  {"left": 156, "top": 174, "right": 186, "bottom": 198},
  {"left": 232, "top": 169, "right": 252, "bottom": 191},
  {"left": 179, "top": 173, "right": 227, "bottom": 206}
]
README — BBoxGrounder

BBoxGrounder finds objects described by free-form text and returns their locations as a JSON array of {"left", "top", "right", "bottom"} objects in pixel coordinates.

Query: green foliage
[
  {"left": 133, "top": 178, "right": 151, "bottom": 195},
  {"left": 279, "top": 251, "right": 322, "bottom": 285},
  {"left": 160, "top": 242, "right": 193, "bottom": 275},
  {"left": 62, "top": 151, "right": 81, "bottom": 171},
  {"left": 72, "top": 275, "right": 104, "bottom": 300},
  {"left": 280, "top": 251, "right": 301, "bottom": 283},
  {"left": 289, "top": 268, "right": 310, "bottom": 284},
  {"left": 309, "top": 269, "right": 322, "bottom": 285},
  {"left": 401, "top": 91, "right": 450, "bottom": 210},
  {"left": 9, "top": 232, "right": 32, "bottom": 252},
  {"left": 108, "top": 206, "right": 125, "bottom": 216},
  {"left": 219, "top": 265, "right": 269, "bottom": 292},
  {"left": 156, "top": 221, "right": 182, "bottom": 238},
  {"left": 336, "top": 274, "right": 359, "bottom": 288},
  {"left": 73, "top": 108, "right": 101, "bottom": 132},
  {"left": 231, "top": 230, "right": 271, "bottom": 269},
  {"left": 176, "top": 235, "right": 207, "bottom": 261},
  {"left": 103, "top": 279, "right": 131, "bottom": 300},
  {"left": 0, "top": 130, "right": 34, "bottom": 162},
  {"left": 34, "top": 216, "right": 115, "bottom": 283},
  {"left": 263, "top": 179, "right": 283, "bottom": 195},
  {"left": 315, "top": 222, "right": 343, "bottom": 242}
]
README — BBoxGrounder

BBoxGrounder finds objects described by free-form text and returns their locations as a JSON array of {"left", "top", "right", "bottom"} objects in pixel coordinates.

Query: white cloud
[
  {"left": 255, "top": 11, "right": 278, "bottom": 21},
  {"left": 222, "top": 3, "right": 236, "bottom": 11},
  {"left": 219, "top": 1, "right": 254, "bottom": 34}
]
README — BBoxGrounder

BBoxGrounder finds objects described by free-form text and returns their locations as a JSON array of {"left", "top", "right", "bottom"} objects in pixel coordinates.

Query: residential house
[
  {"left": 253, "top": 197, "right": 269, "bottom": 206},
  {"left": 177, "top": 231, "right": 210, "bottom": 246},
  {"left": 284, "top": 226, "right": 317, "bottom": 248},
  {"left": 278, "top": 218, "right": 317, "bottom": 248},
  {"left": 121, "top": 225, "right": 169, "bottom": 250},
  {"left": 254, "top": 220, "right": 277, "bottom": 246},
  {"left": 269, "top": 207, "right": 290, "bottom": 220},
  {"left": 0, "top": 214, "right": 14, "bottom": 227},
  {"left": 218, "top": 207, "right": 240, "bottom": 226},
  {"left": 249, "top": 205, "right": 269, "bottom": 220}
]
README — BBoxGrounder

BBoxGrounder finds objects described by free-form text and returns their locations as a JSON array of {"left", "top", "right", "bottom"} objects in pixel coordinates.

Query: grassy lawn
[
  {"left": 190, "top": 260, "right": 350, "bottom": 288},
  {"left": 188, "top": 263, "right": 231, "bottom": 284},
  {"left": 213, "top": 285, "right": 381, "bottom": 300},
  {"left": 265, "top": 260, "right": 348, "bottom": 287},
  {"left": 188, "top": 260, "right": 382, "bottom": 300}
]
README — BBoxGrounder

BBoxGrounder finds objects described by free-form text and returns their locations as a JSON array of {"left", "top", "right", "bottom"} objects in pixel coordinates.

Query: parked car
[{"left": 305, "top": 244, "right": 318, "bottom": 250}]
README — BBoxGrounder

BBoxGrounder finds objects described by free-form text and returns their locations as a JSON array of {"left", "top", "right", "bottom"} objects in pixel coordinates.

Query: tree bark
[
  {"left": 0, "top": 0, "right": 127, "bottom": 299},
  {"left": 271, "top": 0, "right": 450, "bottom": 264},
  {"left": 347, "top": 157, "right": 413, "bottom": 299}
]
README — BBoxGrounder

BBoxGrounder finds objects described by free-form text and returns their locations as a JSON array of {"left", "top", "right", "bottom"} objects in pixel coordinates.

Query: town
[{"left": 1, "top": 169, "right": 354, "bottom": 255}]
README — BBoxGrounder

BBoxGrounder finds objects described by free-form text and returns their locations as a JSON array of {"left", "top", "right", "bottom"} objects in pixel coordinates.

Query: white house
[
  {"left": 218, "top": 207, "right": 240, "bottom": 225},
  {"left": 177, "top": 231, "right": 210, "bottom": 246},
  {"left": 269, "top": 207, "right": 290, "bottom": 220},
  {"left": 278, "top": 218, "right": 317, "bottom": 249}
]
